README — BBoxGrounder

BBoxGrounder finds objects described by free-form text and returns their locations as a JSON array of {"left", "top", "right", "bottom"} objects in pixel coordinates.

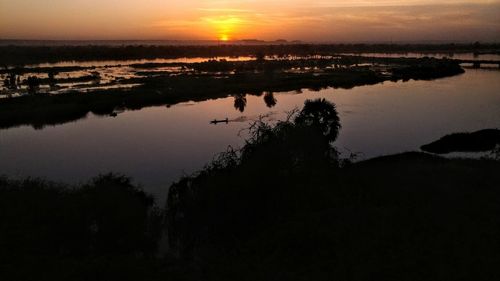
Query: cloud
[{"left": 311, "top": 0, "right": 500, "bottom": 8}]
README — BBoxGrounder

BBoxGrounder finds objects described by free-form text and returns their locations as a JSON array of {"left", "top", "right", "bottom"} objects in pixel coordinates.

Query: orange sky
[{"left": 1, "top": 0, "right": 499, "bottom": 42}]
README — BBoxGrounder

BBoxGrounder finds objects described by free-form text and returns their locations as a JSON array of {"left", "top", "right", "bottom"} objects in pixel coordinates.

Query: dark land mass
[
  {"left": 421, "top": 129, "right": 500, "bottom": 154},
  {"left": 1, "top": 43, "right": 499, "bottom": 66},
  {"left": 1, "top": 100, "right": 499, "bottom": 280},
  {"left": 3, "top": 154, "right": 499, "bottom": 281},
  {"left": 0, "top": 66, "right": 94, "bottom": 75},
  {"left": 0, "top": 57, "right": 464, "bottom": 129},
  {"left": 166, "top": 103, "right": 500, "bottom": 280},
  {"left": 166, "top": 152, "right": 500, "bottom": 281}
]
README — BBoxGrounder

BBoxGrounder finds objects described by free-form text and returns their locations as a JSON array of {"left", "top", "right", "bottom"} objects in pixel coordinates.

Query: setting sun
[{"left": 204, "top": 15, "right": 244, "bottom": 41}]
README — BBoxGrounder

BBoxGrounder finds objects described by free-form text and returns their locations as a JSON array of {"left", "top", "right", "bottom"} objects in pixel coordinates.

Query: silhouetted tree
[
  {"left": 48, "top": 71, "right": 58, "bottom": 88},
  {"left": 27, "top": 76, "right": 40, "bottom": 94},
  {"left": 91, "top": 71, "right": 101, "bottom": 85},
  {"left": 263, "top": 91, "right": 277, "bottom": 108},
  {"left": 78, "top": 173, "right": 162, "bottom": 256},
  {"left": 7, "top": 73, "right": 17, "bottom": 89},
  {"left": 295, "top": 98, "right": 341, "bottom": 143},
  {"left": 255, "top": 50, "right": 266, "bottom": 62},
  {"left": 234, "top": 94, "right": 247, "bottom": 112}
]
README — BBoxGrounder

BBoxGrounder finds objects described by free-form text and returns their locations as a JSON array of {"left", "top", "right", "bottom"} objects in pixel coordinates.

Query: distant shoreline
[
  {"left": 1, "top": 39, "right": 500, "bottom": 46},
  {"left": 1, "top": 43, "right": 499, "bottom": 66},
  {"left": 0, "top": 39, "right": 301, "bottom": 47}
]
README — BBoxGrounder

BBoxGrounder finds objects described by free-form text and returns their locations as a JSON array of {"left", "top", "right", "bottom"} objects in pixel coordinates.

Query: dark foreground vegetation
[
  {"left": 1, "top": 42, "right": 499, "bottom": 65},
  {"left": 167, "top": 152, "right": 500, "bottom": 280},
  {"left": 1, "top": 100, "right": 499, "bottom": 280},
  {"left": 0, "top": 57, "right": 464, "bottom": 129},
  {"left": 0, "top": 174, "right": 168, "bottom": 281}
]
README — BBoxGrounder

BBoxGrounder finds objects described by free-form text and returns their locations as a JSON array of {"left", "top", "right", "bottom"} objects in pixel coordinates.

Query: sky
[{"left": 1, "top": 0, "right": 499, "bottom": 42}]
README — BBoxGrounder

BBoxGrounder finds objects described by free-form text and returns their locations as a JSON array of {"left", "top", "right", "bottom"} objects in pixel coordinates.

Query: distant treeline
[{"left": 1, "top": 43, "right": 499, "bottom": 66}]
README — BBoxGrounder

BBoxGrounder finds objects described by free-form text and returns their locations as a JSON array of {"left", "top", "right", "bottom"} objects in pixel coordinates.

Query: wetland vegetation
[{"left": 1, "top": 55, "right": 465, "bottom": 129}]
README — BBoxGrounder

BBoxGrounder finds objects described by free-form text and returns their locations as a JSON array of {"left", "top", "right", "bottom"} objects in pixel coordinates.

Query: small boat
[{"left": 210, "top": 118, "right": 229, "bottom": 124}]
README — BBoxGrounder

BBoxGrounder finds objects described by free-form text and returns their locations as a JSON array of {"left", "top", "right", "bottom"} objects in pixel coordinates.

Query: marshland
[{"left": 1, "top": 5, "right": 500, "bottom": 278}]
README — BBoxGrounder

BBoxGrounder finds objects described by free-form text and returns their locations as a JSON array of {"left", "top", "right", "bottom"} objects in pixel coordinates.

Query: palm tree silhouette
[
  {"left": 295, "top": 98, "right": 341, "bottom": 143},
  {"left": 234, "top": 94, "right": 247, "bottom": 112},
  {"left": 263, "top": 92, "right": 277, "bottom": 108}
]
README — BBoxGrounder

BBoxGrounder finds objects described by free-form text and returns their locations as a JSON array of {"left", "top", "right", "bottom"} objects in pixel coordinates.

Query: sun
[{"left": 203, "top": 16, "right": 243, "bottom": 42}]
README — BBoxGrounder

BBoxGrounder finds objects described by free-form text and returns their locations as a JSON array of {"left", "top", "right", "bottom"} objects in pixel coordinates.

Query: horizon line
[{"left": 1, "top": 38, "right": 498, "bottom": 44}]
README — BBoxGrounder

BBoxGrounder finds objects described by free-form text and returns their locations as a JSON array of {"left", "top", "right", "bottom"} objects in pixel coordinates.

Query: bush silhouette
[
  {"left": 0, "top": 173, "right": 162, "bottom": 258},
  {"left": 27, "top": 76, "right": 40, "bottom": 94},
  {"left": 167, "top": 99, "right": 342, "bottom": 257}
]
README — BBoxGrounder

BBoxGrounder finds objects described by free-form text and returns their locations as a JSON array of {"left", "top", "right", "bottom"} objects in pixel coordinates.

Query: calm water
[{"left": 1, "top": 69, "right": 499, "bottom": 201}]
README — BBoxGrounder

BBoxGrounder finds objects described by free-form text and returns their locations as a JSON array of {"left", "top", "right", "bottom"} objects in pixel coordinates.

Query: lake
[{"left": 1, "top": 68, "right": 499, "bottom": 202}]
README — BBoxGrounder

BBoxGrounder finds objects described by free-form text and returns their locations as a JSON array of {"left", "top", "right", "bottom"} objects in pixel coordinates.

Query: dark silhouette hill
[{"left": 421, "top": 129, "right": 500, "bottom": 154}]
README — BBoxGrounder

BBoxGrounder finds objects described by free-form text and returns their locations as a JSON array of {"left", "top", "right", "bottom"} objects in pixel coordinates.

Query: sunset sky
[{"left": 1, "top": 0, "right": 499, "bottom": 42}]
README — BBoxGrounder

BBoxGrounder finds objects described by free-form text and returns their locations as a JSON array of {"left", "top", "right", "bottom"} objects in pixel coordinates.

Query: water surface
[{"left": 1, "top": 69, "right": 499, "bottom": 201}]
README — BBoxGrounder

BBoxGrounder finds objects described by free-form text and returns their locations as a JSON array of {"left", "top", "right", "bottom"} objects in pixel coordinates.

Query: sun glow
[
  {"left": 1, "top": 1, "right": 499, "bottom": 41},
  {"left": 204, "top": 16, "right": 244, "bottom": 41}
]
